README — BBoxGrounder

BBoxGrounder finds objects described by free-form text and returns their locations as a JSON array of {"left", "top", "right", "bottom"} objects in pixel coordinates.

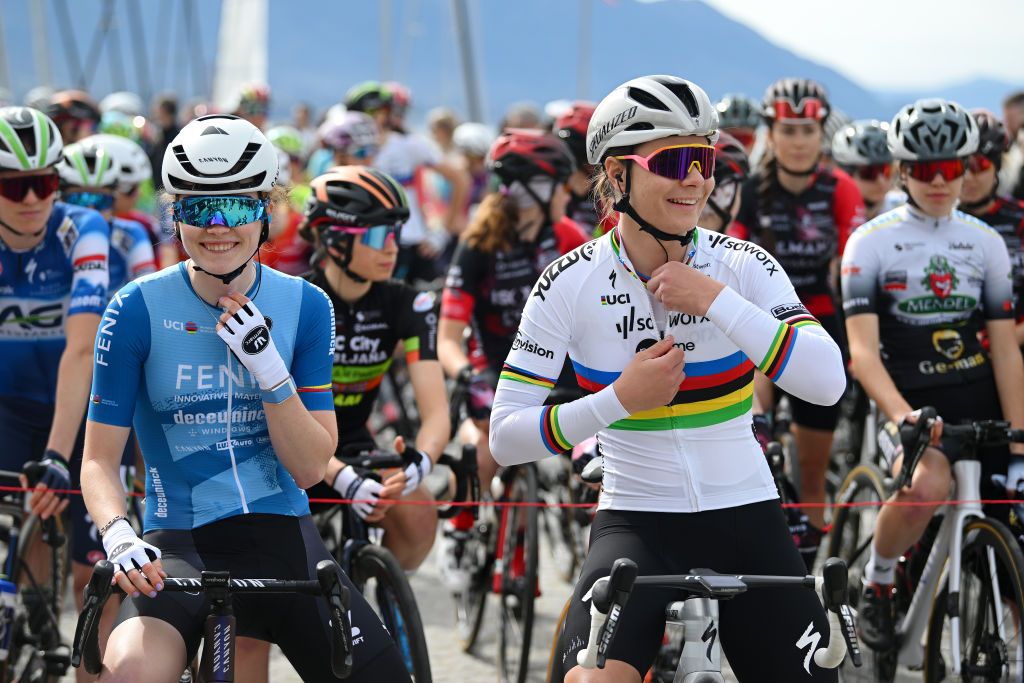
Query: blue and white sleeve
[
  {"left": 291, "top": 281, "right": 336, "bottom": 411},
  {"left": 88, "top": 282, "right": 150, "bottom": 427}
]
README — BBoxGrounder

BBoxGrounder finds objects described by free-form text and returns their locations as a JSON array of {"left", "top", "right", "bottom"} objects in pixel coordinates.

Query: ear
[{"left": 603, "top": 157, "right": 626, "bottom": 192}]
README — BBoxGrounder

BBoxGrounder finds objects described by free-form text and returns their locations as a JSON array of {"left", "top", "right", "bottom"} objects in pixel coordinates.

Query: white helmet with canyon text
[
  {"left": 586, "top": 75, "right": 719, "bottom": 165},
  {"left": 161, "top": 114, "right": 278, "bottom": 195}
]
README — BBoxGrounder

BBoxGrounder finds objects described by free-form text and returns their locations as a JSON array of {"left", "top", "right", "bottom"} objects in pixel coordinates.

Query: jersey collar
[{"left": 609, "top": 226, "right": 701, "bottom": 288}]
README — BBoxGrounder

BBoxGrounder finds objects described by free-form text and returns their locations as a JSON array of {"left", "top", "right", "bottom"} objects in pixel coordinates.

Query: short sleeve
[
  {"left": 840, "top": 230, "right": 881, "bottom": 317},
  {"left": 982, "top": 229, "right": 1015, "bottom": 320},
  {"left": 441, "top": 241, "right": 487, "bottom": 323},
  {"left": 68, "top": 209, "right": 111, "bottom": 317},
  {"left": 832, "top": 170, "right": 866, "bottom": 256},
  {"left": 399, "top": 288, "right": 439, "bottom": 363},
  {"left": 292, "top": 281, "right": 336, "bottom": 411},
  {"left": 89, "top": 282, "right": 150, "bottom": 427}
]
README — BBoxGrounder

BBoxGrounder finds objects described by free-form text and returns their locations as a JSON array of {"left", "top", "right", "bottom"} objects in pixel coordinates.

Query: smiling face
[
  {"left": 0, "top": 169, "right": 59, "bottom": 239},
  {"left": 604, "top": 134, "right": 715, "bottom": 234},
  {"left": 177, "top": 193, "right": 264, "bottom": 274},
  {"left": 768, "top": 122, "right": 822, "bottom": 173}
]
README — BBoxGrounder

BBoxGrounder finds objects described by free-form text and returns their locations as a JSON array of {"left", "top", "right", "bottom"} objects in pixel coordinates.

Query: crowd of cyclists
[{"left": 0, "top": 71, "right": 1023, "bottom": 682}]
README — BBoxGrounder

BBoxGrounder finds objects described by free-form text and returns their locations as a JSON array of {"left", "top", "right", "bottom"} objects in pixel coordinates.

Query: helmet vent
[
  {"left": 625, "top": 122, "right": 655, "bottom": 132},
  {"left": 172, "top": 142, "right": 263, "bottom": 179},
  {"left": 201, "top": 126, "right": 229, "bottom": 136},
  {"left": 664, "top": 83, "right": 700, "bottom": 118},
  {"left": 626, "top": 87, "right": 669, "bottom": 112}
]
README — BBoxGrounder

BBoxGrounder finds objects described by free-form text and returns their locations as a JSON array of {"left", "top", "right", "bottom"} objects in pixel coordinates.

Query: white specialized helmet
[
  {"left": 453, "top": 122, "right": 496, "bottom": 157},
  {"left": 100, "top": 91, "right": 145, "bottom": 117},
  {"left": 91, "top": 133, "right": 152, "bottom": 191},
  {"left": 586, "top": 75, "right": 719, "bottom": 165},
  {"left": 161, "top": 114, "right": 279, "bottom": 195},
  {"left": 0, "top": 106, "right": 63, "bottom": 171},
  {"left": 56, "top": 136, "right": 119, "bottom": 188}
]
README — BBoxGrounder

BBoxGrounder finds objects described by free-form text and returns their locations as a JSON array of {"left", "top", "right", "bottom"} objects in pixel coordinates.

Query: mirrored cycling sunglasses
[
  {"left": 904, "top": 158, "right": 966, "bottom": 183},
  {"left": 349, "top": 145, "right": 379, "bottom": 161},
  {"left": 854, "top": 164, "right": 892, "bottom": 181},
  {"left": 64, "top": 191, "right": 115, "bottom": 212},
  {"left": 771, "top": 98, "right": 826, "bottom": 122},
  {"left": 0, "top": 173, "right": 60, "bottom": 202},
  {"left": 968, "top": 154, "right": 995, "bottom": 174},
  {"left": 324, "top": 223, "right": 401, "bottom": 250},
  {"left": 615, "top": 144, "right": 716, "bottom": 181},
  {"left": 172, "top": 196, "right": 268, "bottom": 228}
]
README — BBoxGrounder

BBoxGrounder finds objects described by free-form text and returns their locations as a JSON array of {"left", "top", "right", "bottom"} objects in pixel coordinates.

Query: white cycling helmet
[
  {"left": 161, "top": 114, "right": 279, "bottom": 195},
  {"left": 100, "top": 91, "right": 145, "bottom": 117},
  {"left": 91, "top": 133, "right": 152, "bottom": 191},
  {"left": 453, "top": 122, "right": 496, "bottom": 157},
  {"left": 831, "top": 120, "right": 892, "bottom": 167},
  {"left": 887, "top": 98, "right": 979, "bottom": 162},
  {"left": 57, "top": 137, "right": 119, "bottom": 189},
  {"left": 586, "top": 75, "right": 719, "bottom": 165},
  {"left": 0, "top": 106, "right": 64, "bottom": 171}
]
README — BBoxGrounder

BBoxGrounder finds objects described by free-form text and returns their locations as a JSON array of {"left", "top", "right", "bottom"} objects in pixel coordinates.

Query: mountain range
[{"left": 0, "top": 0, "right": 1017, "bottom": 125}]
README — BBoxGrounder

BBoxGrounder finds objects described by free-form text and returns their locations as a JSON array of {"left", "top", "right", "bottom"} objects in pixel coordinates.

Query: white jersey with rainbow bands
[{"left": 490, "top": 227, "right": 846, "bottom": 513}]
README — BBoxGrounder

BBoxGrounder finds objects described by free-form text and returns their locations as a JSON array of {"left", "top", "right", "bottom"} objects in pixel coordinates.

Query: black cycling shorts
[
  {"left": 552, "top": 500, "right": 837, "bottom": 682},
  {"left": 780, "top": 314, "right": 845, "bottom": 431},
  {"left": 113, "top": 514, "right": 410, "bottom": 682}
]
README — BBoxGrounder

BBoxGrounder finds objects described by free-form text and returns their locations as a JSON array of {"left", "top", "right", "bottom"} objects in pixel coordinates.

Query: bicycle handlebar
[
  {"left": 436, "top": 443, "right": 480, "bottom": 520},
  {"left": 577, "top": 557, "right": 861, "bottom": 671},
  {"left": 72, "top": 559, "right": 354, "bottom": 678}
]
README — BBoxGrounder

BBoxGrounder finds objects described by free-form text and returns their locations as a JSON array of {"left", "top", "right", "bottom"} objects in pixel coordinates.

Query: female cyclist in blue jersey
[
  {"left": 81, "top": 115, "right": 409, "bottom": 682},
  {"left": 490, "top": 75, "right": 846, "bottom": 683}
]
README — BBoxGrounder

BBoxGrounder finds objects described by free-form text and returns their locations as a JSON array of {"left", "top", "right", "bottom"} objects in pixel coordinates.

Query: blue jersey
[
  {"left": 109, "top": 217, "right": 157, "bottom": 295},
  {"left": 88, "top": 263, "right": 336, "bottom": 532},
  {"left": 0, "top": 202, "right": 110, "bottom": 405}
]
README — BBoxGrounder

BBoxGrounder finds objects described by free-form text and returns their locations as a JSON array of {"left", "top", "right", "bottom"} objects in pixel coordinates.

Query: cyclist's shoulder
[
  {"left": 532, "top": 234, "right": 606, "bottom": 305},
  {"left": 46, "top": 202, "right": 109, "bottom": 252},
  {"left": 950, "top": 209, "right": 1003, "bottom": 242},
  {"left": 551, "top": 216, "right": 590, "bottom": 252},
  {"left": 698, "top": 229, "right": 780, "bottom": 277},
  {"left": 849, "top": 205, "right": 909, "bottom": 242},
  {"left": 111, "top": 216, "right": 149, "bottom": 242}
]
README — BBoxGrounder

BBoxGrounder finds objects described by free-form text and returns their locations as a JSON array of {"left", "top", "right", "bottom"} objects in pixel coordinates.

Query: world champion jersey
[
  {"left": 841, "top": 205, "right": 1014, "bottom": 391},
  {"left": 88, "top": 263, "right": 335, "bottom": 532},
  {"left": 0, "top": 202, "right": 109, "bottom": 405},
  {"left": 490, "top": 227, "right": 846, "bottom": 513},
  {"left": 306, "top": 272, "right": 439, "bottom": 444}
]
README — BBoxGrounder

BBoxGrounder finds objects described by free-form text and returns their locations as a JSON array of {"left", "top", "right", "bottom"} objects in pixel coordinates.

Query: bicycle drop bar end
[
  {"left": 315, "top": 560, "right": 353, "bottom": 679},
  {"left": 73, "top": 560, "right": 116, "bottom": 673},
  {"left": 819, "top": 557, "right": 862, "bottom": 668}
]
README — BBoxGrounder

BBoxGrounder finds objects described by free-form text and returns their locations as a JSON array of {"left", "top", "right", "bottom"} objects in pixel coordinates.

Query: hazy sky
[{"left": 696, "top": 0, "right": 1024, "bottom": 90}]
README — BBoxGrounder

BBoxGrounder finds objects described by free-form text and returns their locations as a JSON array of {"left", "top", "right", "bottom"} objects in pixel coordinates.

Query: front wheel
[
  {"left": 351, "top": 544, "right": 433, "bottom": 682},
  {"left": 924, "top": 517, "right": 1024, "bottom": 682}
]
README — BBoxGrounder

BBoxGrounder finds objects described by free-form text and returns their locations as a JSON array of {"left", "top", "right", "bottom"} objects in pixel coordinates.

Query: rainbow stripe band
[
  {"left": 297, "top": 384, "right": 331, "bottom": 393},
  {"left": 759, "top": 323, "right": 798, "bottom": 381},
  {"left": 540, "top": 404, "right": 572, "bottom": 454},
  {"left": 500, "top": 363, "right": 556, "bottom": 389},
  {"left": 609, "top": 387, "right": 754, "bottom": 431}
]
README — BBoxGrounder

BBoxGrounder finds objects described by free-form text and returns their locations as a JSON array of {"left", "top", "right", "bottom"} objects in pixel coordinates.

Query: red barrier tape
[{"left": 5, "top": 484, "right": 1022, "bottom": 511}]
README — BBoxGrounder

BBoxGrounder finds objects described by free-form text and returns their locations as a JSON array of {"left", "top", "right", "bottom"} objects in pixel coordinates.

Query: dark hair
[
  {"left": 754, "top": 147, "right": 779, "bottom": 254},
  {"left": 1003, "top": 90, "right": 1024, "bottom": 110}
]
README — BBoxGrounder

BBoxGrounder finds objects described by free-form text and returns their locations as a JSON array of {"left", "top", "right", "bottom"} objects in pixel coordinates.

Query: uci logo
[{"left": 242, "top": 326, "right": 270, "bottom": 355}]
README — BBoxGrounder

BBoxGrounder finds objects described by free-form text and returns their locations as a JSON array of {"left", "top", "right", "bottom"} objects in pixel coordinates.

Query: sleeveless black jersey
[
  {"left": 732, "top": 166, "right": 865, "bottom": 317},
  {"left": 306, "top": 272, "right": 439, "bottom": 442}
]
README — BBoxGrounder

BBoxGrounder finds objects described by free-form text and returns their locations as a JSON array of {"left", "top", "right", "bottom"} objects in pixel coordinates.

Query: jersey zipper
[{"left": 224, "top": 346, "right": 250, "bottom": 513}]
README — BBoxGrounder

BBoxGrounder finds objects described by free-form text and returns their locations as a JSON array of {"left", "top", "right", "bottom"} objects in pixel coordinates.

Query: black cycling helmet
[
  {"left": 971, "top": 109, "right": 1009, "bottom": 166},
  {"left": 761, "top": 78, "right": 830, "bottom": 124},
  {"left": 302, "top": 165, "right": 409, "bottom": 281},
  {"left": 487, "top": 129, "right": 576, "bottom": 186},
  {"left": 713, "top": 132, "right": 750, "bottom": 185},
  {"left": 343, "top": 82, "right": 393, "bottom": 114},
  {"left": 715, "top": 94, "right": 761, "bottom": 130}
]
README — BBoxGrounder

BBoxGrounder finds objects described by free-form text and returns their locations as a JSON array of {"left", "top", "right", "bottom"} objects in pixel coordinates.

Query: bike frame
[{"left": 893, "top": 458, "right": 999, "bottom": 673}]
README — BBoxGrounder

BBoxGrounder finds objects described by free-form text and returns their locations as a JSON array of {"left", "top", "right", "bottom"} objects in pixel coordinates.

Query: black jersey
[
  {"left": 307, "top": 272, "right": 439, "bottom": 442},
  {"left": 971, "top": 196, "right": 1024, "bottom": 319}
]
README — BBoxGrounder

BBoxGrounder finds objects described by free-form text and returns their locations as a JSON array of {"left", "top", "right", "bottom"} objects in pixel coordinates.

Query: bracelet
[
  {"left": 99, "top": 514, "right": 127, "bottom": 537},
  {"left": 261, "top": 376, "right": 297, "bottom": 404}
]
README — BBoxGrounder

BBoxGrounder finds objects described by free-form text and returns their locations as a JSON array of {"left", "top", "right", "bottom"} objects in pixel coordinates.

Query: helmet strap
[
  {"left": 776, "top": 154, "right": 820, "bottom": 177},
  {"left": 183, "top": 217, "right": 270, "bottom": 285},
  {"left": 0, "top": 216, "right": 46, "bottom": 239},
  {"left": 612, "top": 165, "right": 694, "bottom": 254},
  {"left": 319, "top": 232, "right": 368, "bottom": 284}
]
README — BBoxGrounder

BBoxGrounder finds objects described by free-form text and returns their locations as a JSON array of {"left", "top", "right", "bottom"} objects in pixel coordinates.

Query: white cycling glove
[
  {"left": 333, "top": 466, "right": 384, "bottom": 520},
  {"left": 401, "top": 449, "right": 433, "bottom": 496},
  {"left": 102, "top": 519, "right": 161, "bottom": 574},
  {"left": 215, "top": 300, "right": 289, "bottom": 390},
  {"left": 1007, "top": 457, "right": 1024, "bottom": 493}
]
